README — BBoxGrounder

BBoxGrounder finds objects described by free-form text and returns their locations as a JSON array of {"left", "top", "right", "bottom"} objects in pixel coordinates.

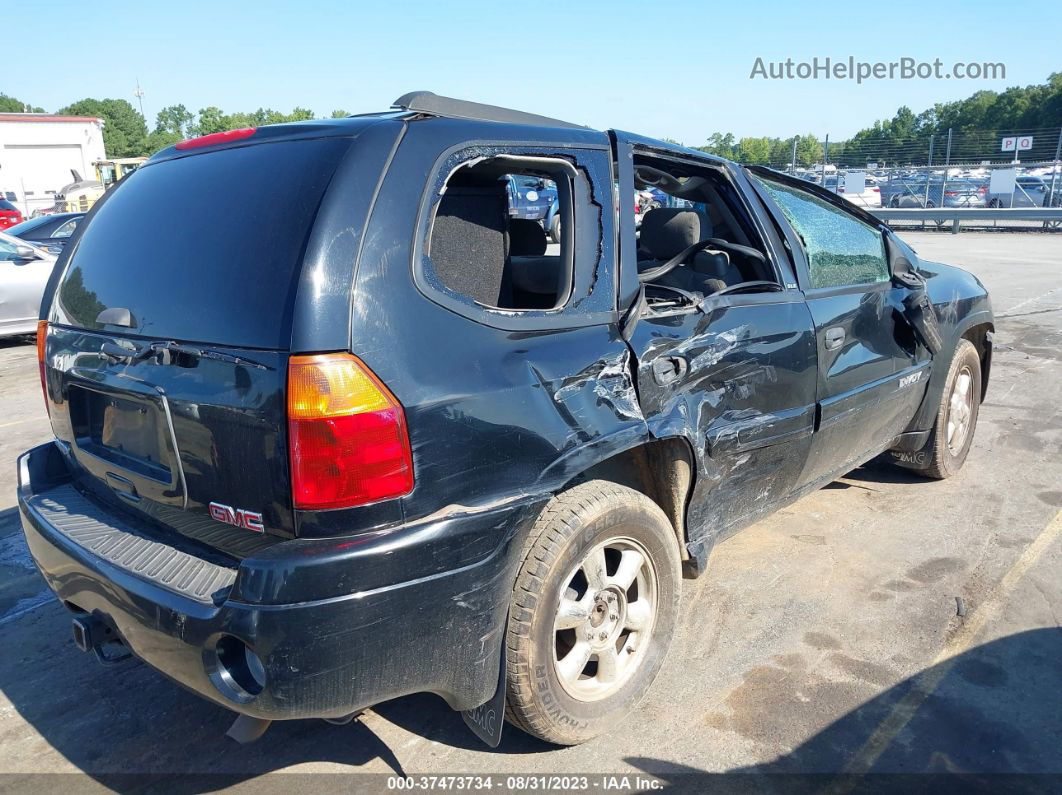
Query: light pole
[{"left": 134, "top": 79, "right": 146, "bottom": 119}]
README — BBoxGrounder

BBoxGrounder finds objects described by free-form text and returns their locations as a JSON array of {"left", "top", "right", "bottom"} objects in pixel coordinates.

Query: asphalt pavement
[{"left": 0, "top": 231, "right": 1059, "bottom": 790}]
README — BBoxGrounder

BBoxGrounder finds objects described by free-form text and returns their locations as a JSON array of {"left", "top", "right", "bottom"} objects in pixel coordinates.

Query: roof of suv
[
  {"left": 147, "top": 93, "right": 606, "bottom": 166},
  {"left": 145, "top": 92, "right": 736, "bottom": 188}
]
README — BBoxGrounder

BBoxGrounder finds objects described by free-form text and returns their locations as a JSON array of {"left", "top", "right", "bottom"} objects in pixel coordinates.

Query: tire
[
  {"left": 505, "top": 480, "right": 681, "bottom": 745},
  {"left": 923, "top": 339, "right": 981, "bottom": 479},
  {"left": 549, "top": 213, "right": 562, "bottom": 244},
  {"left": 988, "top": 198, "right": 1001, "bottom": 209}
]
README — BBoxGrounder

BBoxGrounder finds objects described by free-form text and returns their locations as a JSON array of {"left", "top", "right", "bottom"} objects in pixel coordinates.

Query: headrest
[
  {"left": 509, "top": 218, "right": 547, "bottom": 256},
  {"left": 639, "top": 208, "right": 712, "bottom": 260}
]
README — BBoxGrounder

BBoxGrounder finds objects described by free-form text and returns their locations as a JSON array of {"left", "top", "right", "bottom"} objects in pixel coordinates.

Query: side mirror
[
  {"left": 15, "top": 244, "right": 40, "bottom": 260},
  {"left": 883, "top": 229, "right": 918, "bottom": 279}
]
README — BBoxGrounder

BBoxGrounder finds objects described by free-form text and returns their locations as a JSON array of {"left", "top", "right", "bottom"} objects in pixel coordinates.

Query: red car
[{"left": 0, "top": 200, "right": 23, "bottom": 230}]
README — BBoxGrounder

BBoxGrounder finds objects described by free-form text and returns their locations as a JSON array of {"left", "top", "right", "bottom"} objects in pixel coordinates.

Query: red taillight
[
  {"left": 944, "top": 190, "right": 958, "bottom": 196},
  {"left": 175, "top": 127, "right": 256, "bottom": 151},
  {"left": 36, "top": 320, "right": 49, "bottom": 412},
  {"left": 287, "top": 353, "right": 414, "bottom": 511}
]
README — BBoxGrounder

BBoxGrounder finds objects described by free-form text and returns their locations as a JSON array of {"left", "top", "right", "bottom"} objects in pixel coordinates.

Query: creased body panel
[{"left": 629, "top": 298, "right": 818, "bottom": 567}]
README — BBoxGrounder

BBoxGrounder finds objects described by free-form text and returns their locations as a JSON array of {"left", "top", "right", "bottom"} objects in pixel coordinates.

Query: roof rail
[{"left": 392, "top": 91, "right": 586, "bottom": 130}]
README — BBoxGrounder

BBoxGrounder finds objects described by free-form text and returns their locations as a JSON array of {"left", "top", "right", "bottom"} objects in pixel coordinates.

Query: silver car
[
  {"left": 986, "top": 176, "right": 1062, "bottom": 208},
  {"left": 0, "top": 231, "right": 57, "bottom": 338}
]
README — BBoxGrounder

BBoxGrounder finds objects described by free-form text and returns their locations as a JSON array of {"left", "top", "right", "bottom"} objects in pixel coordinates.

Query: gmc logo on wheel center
[{"left": 208, "top": 502, "right": 265, "bottom": 533}]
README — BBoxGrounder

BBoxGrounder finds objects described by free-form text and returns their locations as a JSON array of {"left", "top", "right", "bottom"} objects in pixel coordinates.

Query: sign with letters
[{"left": 1001, "top": 136, "right": 1033, "bottom": 152}]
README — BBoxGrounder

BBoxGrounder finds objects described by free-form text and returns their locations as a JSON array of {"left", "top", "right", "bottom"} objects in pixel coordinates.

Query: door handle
[
  {"left": 824, "top": 327, "right": 845, "bottom": 350},
  {"left": 651, "top": 355, "right": 688, "bottom": 385}
]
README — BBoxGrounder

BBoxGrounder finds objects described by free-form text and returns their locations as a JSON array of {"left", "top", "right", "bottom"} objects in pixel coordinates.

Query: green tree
[
  {"left": 155, "top": 104, "right": 194, "bottom": 137},
  {"left": 194, "top": 106, "right": 228, "bottom": 135},
  {"left": 145, "top": 104, "right": 195, "bottom": 152},
  {"left": 330, "top": 109, "right": 350, "bottom": 118},
  {"left": 696, "top": 132, "right": 737, "bottom": 159},
  {"left": 794, "top": 134, "right": 822, "bottom": 166},
  {"left": 58, "top": 98, "right": 147, "bottom": 157},
  {"left": 0, "top": 93, "right": 44, "bottom": 113},
  {"left": 736, "top": 136, "right": 771, "bottom": 164}
]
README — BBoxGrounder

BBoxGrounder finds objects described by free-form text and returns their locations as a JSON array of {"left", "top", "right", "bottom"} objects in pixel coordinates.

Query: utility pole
[
  {"left": 790, "top": 136, "right": 798, "bottom": 175},
  {"left": 134, "top": 79, "right": 146, "bottom": 120}
]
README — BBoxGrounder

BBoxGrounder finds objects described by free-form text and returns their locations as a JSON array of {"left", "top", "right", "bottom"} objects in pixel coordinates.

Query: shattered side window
[
  {"left": 756, "top": 177, "right": 888, "bottom": 289},
  {"left": 427, "top": 159, "right": 573, "bottom": 311}
]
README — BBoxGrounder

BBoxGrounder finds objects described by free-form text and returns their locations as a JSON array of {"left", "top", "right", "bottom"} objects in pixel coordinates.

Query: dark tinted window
[
  {"left": 54, "top": 138, "right": 351, "bottom": 348},
  {"left": 0, "top": 200, "right": 18, "bottom": 211}
]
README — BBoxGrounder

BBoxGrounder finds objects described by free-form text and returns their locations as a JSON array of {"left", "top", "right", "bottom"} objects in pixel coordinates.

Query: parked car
[
  {"left": 505, "top": 174, "right": 556, "bottom": 221},
  {"left": 505, "top": 174, "right": 561, "bottom": 243},
  {"left": 0, "top": 231, "right": 56, "bottom": 338},
  {"left": 5, "top": 212, "right": 85, "bottom": 254},
  {"left": 18, "top": 92, "right": 992, "bottom": 750},
  {"left": 0, "top": 199, "right": 23, "bottom": 230},
  {"left": 882, "top": 178, "right": 985, "bottom": 208},
  {"left": 823, "top": 175, "right": 882, "bottom": 208},
  {"left": 985, "top": 175, "right": 1062, "bottom": 208}
]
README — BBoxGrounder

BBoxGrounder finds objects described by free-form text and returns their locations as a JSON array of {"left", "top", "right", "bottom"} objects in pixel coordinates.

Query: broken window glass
[{"left": 757, "top": 178, "right": 889, "bottom": 289}]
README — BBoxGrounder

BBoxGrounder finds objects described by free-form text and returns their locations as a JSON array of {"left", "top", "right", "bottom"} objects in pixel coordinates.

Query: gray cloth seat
[
  {"left": 508, "top": 218, "right": 562, "bottom": 305},
  {"left": 637, "top": 208, "right": 743, "bottom": 293}
]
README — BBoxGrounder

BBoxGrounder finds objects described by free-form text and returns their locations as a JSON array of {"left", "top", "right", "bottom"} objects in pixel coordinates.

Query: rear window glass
[
  {"left": 53, "top": 138, "right": 351, "bottom": 348},
  {"left": 0, "top": 200, "right": 18, "bottom": 211}
]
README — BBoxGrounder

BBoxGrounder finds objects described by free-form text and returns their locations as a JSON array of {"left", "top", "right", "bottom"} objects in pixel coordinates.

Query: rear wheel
[
  {"left": 923, "top": 339, "right": 981, "bottom": 479},
  {"left": 505, "top": 481, "right": 680, "bottom": 745}
]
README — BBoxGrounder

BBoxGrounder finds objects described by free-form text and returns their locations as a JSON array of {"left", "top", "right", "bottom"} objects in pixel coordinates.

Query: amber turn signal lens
[{"left": 36, "top": 320, "right": 49, "bottom": 412}]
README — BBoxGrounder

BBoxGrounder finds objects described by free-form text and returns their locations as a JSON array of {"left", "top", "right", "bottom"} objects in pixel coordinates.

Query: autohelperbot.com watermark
[{"left": 750, "top": 56, "right": 1006, "bottom": 83}]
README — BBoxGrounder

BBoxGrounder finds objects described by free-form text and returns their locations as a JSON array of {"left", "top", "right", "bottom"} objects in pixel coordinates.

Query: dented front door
[{"left": 627, "top": 292, "right": 818, "bottom": 554}]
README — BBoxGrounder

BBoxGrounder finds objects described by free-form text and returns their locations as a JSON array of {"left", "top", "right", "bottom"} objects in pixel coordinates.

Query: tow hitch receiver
[
  {"left": 71, "top": 615, "right": 103, "bottom": 652},
  {"left": 72, "top": 615, "right": 132, "bottom": 665}
]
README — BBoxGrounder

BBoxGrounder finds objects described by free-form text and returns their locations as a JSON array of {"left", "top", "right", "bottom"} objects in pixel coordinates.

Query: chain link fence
[{"left": 754, "top": 126, "right": 1062, "bottom": 232}]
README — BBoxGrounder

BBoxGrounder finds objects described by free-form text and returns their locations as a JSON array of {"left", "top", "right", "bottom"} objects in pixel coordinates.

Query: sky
[{"left": 8, "top": 0, "right": 1062, "bottom": 144}]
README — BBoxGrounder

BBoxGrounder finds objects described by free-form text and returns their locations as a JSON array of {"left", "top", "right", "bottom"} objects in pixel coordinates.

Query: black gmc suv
[{"left": 17, "top": 92, "right": 992, "bottom": 748}]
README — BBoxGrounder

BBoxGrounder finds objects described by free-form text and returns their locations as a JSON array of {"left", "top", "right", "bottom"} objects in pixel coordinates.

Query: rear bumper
[{"left": 17, "top": 441, "right": 541, "bottom": 720}]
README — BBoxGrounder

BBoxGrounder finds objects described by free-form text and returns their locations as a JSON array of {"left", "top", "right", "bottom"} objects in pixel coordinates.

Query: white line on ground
[{"left": 830, "top": 508, "right": 1062, "bottom": 788}]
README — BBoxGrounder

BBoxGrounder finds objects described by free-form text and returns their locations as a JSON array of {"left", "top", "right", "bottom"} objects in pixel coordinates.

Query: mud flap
[
  {"left": 895, "top": 272, "right": 943, "bottom": 355},
  {"left": 460, "top": 627, "right": 507, "bottom": 748},
  {"left": 883, "top": 430, "right": 934, "bottom": 471}
]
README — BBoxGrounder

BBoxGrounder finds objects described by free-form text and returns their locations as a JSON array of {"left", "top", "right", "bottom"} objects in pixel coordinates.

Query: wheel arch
[{"left": 561, "top": 436, "right": 696, "bottom": 569}]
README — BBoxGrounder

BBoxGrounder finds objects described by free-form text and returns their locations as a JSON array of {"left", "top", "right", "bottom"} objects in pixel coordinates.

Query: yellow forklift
[{"left": 52, "top": 157, "right": 147, "bottom": 213}]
